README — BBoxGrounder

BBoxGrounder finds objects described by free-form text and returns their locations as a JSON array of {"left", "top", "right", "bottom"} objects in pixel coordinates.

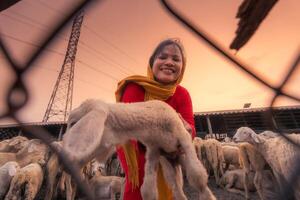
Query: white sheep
[
  {"left": 219, "top": 169, "right": 255, "bottom": 196},
  {"left": 238, "top": 142, "right": 274, "bottom": 200},
  {"left": 89, "top": 172, "right": 125, "bottom": 200},
  {"left": 0, "top": 139, "right": 49, "bottom": 167},
  {"left": 60, "top": 99, "right": 216, "bottom": 200},
  {"left": 0, "top": 161, "right": 20, "bottom": 199},
  {"left": 221, "top": 144, "right": 241, "bottom": 171},
  {"left": 193, "top": 137, "right": 210, "bottom": 172},
  {"left": 5, "top": 163, "right": 44, "bottom": 200},
  {"left": 202, "top": 139, "right": 225, "bottom": 185},
  {"left": 233, "top": 127, "right": 300, "bottom": 200}
]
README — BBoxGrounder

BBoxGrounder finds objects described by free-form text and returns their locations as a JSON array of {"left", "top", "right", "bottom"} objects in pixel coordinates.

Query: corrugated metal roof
[{"left": 194, "top": 105, "right": 300, "bottom": 116}]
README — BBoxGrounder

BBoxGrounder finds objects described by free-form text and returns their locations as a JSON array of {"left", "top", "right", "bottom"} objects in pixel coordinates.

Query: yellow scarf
[{"left": 115, "top": 64, "right": 185, "bottom": 200}]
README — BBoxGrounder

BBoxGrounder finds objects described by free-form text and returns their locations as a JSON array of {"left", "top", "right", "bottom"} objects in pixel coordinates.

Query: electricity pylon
[{"left": 43, "top": 11, "right": 84, "bottom": 123}]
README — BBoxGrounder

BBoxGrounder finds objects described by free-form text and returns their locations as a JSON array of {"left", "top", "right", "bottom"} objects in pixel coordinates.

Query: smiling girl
[{"left": 115, "top": 38, "right": 195, "bottom": 200}]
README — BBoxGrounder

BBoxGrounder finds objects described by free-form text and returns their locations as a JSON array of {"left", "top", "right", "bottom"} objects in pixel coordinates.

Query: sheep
[
  {"left": 44, "top": 152, "right": 62, "bottom": 200},
  {"left": 59, "top": 99, "right": 216, "bottom": 200},
  {"left": 0, "top": 161, "right": 20, "bottom": 199},
  {"left": 193, "top": 137, "right": 210, "bottom": 172},
  {"left": 259, "top": 130, "right": 278, "bottom": 139},
  {"left": 56, "top": 159, "right": 107, "bottom": 200},
  {"left": 0, "top": 136, "right": 29, "bottom": 153},
  {"left": 223, "top": 136, "right": 232, "bottom": 143},
  {"left": 233, "top": 127, "right": 300, "bottom": 199},
  {"left": 57, "top": 172, "right": 77, "bottom": 200},
  {"left": 0, "top": 139, "right": 49, "bottom": 168},
  {"left": 238, "top": 142, "right": 278, "bottom": 200},
  {"left": 5, "top": 163, "right": 44, "bottom": 200},
  {"left": 88, "top": 172, "right": 125, "bottom": 200},
  {"left": 221, "top": 144, "right": 241, "bottom": 171},
  {"left": 219, "top": 169, "right": 256, "bottom": 196},
  {"left": 202, "top": 139, "right": 225, "bottom": 185}
]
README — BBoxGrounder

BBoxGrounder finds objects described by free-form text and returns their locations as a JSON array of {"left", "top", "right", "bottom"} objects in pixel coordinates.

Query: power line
[
  {"left": 83, "top": 25, "right": 141, "bottom": 67},
  {"left": 78, "top": 41, "right": 131, "bottom": 76},
  {"left": 2, "top": 9, "right": 134, "bottom": 76},
  {"left": 27, "top": 65, "right": 113, "bottom": 96},
  {"left": 35, "top": 0, "right": 140, "bottom": 72},
  {"left": 0, "top": 33, "right": 120, "bottom": 81},
  {"left": 0, "top": 33, "right": 65, "bottom": 56},
  {"left": 4, "top": 14, "right": 128, "bottom": 75}
]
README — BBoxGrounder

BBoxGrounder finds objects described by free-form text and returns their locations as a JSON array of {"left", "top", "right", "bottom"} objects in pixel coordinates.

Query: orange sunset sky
[{"left": 0, "top": 0, "right": 299, "bottom": 124}]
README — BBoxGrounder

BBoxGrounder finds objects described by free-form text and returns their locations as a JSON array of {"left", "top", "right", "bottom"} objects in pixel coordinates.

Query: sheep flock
[{"left": 0, "top": 99, "right": 299, "bottom": 200}]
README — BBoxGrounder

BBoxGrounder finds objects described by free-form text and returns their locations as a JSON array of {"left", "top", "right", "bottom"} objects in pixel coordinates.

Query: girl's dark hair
[{"left": 149, "top": 38, "right": 186, "bottom": 68}]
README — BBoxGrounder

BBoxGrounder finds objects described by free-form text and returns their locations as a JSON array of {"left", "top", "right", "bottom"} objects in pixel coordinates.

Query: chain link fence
[{"left": 0, "top": 0, "right": 299, "bottom": 199}]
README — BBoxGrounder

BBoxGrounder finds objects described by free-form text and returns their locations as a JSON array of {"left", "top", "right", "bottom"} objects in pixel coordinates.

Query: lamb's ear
[{"left": 62, "top": 110, "right": 107, "bottom": 164}]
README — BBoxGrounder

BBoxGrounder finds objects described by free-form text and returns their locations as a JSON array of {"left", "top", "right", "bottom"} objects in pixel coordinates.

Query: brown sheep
[
  {"left": 5, "top": 163, "right": 44, "bottom": 200},
  {"left": 0, "top": 139, "right": 49, "bottom": 168},
  {"left": 0, "top": 136, "right": 29, "bottom": 153},
  {"left": 202, "top": 139, "right": 225, "bottom": 185}
]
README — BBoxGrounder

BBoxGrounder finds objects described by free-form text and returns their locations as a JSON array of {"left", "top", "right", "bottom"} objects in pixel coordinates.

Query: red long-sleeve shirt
[{"left": 117, "top": 82, "right": 195, "bottom": 200}]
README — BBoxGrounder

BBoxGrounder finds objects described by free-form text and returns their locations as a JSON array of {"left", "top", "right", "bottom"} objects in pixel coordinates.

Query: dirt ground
[{"left": 184, "top": 177, "right": 260, "bottom": 200}]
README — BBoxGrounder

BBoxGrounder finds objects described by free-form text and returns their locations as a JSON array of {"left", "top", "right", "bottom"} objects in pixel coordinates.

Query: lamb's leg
[
  {"left": 179, "top": 140, "right": 216, "bottom": 200},
  {"left": 65, "top": 174, "right": 77, "bottom": 200},
  {"left": 141, "top": 148, "right": 160, "bottom": 200},
  {"left": 243, "top": 170, "right": 250, "bottom": 200},
  {"left": 45, "top": 153, "right": 60, "bottom": 200},
  {"left": 4, "top": 173, "right": 25, "bottom": 200},
  {"left": 159, "top": 156, "right": 187, "bottom": 200},
  {"left": 24, "top": 181, "right": 40, "bottom": 200},
  {"left": 224, "top": 163, "right": 230, "bottom": 172},
  {"left": 254, "top": 171, "right": 265, "bottom": 200},
  {"left": 225, "top": 174, "right": 245, "bottom": 196},
  {"left": 212, "top": 164, "right": 220, "bottom": 185},
  {"left": 226, "top": 187, "right": 246, "bottom": 196},
  {"left": 119, "top": 179, "right": 125, "bottom": 200}
]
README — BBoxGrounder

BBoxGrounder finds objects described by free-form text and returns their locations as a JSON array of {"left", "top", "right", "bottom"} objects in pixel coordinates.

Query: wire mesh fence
[{"left": 0, "top": 0, "right": 299, "bottom": 199}]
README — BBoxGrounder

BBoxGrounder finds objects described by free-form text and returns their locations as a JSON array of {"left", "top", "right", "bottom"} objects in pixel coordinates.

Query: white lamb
[
  {"left": 0, "top": 161, "right": 20, "bottom": 199},
  {"left": 233, "top": 127, "right": 300, "bottom": 200},
  {"left": 60, "top": 99, "right": 215, "bottom": 200}
]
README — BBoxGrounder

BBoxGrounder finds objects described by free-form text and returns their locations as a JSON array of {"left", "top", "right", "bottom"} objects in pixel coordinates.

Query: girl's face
[{"left": 152, "top": 44, "right": 183, "bottom": 85}]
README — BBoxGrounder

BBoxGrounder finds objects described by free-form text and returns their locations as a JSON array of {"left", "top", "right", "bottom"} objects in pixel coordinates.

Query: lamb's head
[
  {"left": 62, "top": 99, "right": 109, "bottom": 167},
  {"left": 233, "top": 127, "right": 262, "bottom": 144}
]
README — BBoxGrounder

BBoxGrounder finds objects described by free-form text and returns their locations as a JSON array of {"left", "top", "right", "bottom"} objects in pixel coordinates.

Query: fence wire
[
  {"left": 0, "top": 0, "right": 299, "bottom": 199},
  {"left": 160, "top": 0, "right": 300, "bottom": 199}
]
